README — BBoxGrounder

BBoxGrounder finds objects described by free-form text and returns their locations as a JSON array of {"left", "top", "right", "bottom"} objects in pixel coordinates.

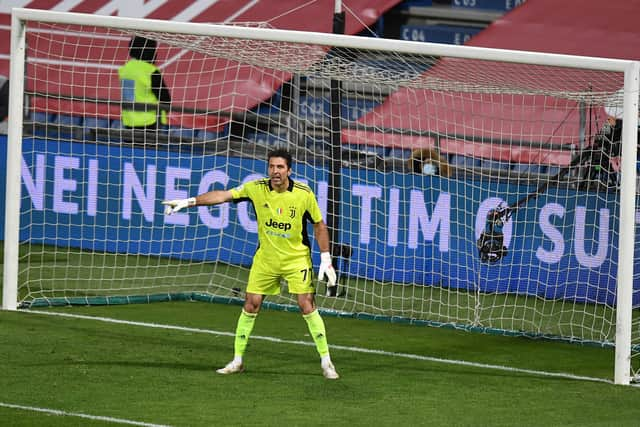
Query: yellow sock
[
  {"left": 234, "top": 309, "right": 257, "bottom": 358},
  {"left": 303, "top": 309, "right": 330, "bottom": 357}
]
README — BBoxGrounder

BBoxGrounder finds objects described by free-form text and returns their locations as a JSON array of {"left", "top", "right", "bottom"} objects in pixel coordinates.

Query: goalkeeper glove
[
  {"left": 318, "top": 252, "right": 337, "bottom": 288},
  {"left": 162, "top": 197, "right": 196, "bottom": 215}
]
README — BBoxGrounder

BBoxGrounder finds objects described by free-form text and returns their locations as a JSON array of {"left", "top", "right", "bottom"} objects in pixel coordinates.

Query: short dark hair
[
  {"left": 267, "top": 148, "right": 292, "bottom": 169},
  {"left": 129, "top": 36, "right": 157, "bottom": 62}
]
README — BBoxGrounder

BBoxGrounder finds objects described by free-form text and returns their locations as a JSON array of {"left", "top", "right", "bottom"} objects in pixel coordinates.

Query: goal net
[{"left": 4, "top": 9, "right": 640, "bottom": 384}]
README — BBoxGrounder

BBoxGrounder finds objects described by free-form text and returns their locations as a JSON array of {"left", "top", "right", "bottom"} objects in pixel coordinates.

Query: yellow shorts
[{"left": 246, "top": 252, "right": 315, "bottom": 295}]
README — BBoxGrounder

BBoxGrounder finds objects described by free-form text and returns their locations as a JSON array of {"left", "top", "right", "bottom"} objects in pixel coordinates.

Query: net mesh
[{"left": 13, "top": 20, "right": 640, "bottom": 376}]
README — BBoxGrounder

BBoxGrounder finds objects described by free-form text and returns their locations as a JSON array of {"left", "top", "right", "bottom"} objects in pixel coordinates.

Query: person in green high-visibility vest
[{"left": 118, "top": 36, "right": 171, "bottom": 129}]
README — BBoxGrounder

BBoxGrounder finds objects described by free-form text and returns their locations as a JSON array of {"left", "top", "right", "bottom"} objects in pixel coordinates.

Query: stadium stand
[
  {"left": 1, "top": 0, "right": 402, "bottom": 156},
  {"left": 345, "top": 0, "right": 640, "bottom": 179},
  {"left": 4, "top": 0, "right": 637, "bottom": 181}
]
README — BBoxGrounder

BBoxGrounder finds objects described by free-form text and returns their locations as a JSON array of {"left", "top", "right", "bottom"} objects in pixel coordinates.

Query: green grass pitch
[
  {"left": 2, "top": 301, "right": 640, "bottom": 426},
  {"left": 3, "top": 244, "right": 640, "bottom": 425}
]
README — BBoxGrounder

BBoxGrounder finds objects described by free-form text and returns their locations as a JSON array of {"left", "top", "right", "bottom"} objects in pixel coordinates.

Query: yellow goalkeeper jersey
[{"left": 230, "top": 178, "right": 323, "bottom": 264}]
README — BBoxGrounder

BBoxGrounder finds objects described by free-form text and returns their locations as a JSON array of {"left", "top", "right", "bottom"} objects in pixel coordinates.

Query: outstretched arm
[
  {"left": 163, "top": 190, "right": 233, "bottom": 215},
  {"left": 194, "top": 190, "right": 233, "bottom": 206}
]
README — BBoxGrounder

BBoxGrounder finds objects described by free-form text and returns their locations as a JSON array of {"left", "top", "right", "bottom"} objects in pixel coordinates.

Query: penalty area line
[
  {"left": 29, "top": 309, "right": 613, "bottom": 385},
  {"left": 0, "top": 402, "right": 172, "bottom": 427}
]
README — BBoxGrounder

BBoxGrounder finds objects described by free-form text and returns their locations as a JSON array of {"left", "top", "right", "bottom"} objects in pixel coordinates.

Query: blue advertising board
[
  {"left": 401, "top": 24, "right": 481, "bottom": 45},
  {"left": 1, "top": 134, "right": 639, "bottom": 306},
  {"left": 452, "top": 0, "right": 525, "bottom": 11}
]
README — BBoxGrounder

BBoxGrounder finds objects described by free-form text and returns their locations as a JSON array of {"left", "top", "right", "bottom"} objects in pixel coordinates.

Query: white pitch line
[
  {"left": 0, "top": 402, "right": 173, "bottom": 427},
  {"left": 27, "top": 309, "right": 614, "bottom": 385}
]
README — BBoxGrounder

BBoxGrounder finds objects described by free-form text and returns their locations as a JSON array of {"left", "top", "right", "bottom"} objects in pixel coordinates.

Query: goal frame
[{"left": 3, "top": 7, "right": 639, "bottom": 385}]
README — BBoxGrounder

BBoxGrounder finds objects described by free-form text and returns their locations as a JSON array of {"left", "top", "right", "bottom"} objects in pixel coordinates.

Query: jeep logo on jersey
[{"left": 265, "top": 218, "right": 292, "bottom": 231}]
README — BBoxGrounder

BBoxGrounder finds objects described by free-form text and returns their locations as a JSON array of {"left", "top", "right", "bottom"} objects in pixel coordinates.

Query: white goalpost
[{"left": 3, "top": 7, "right": 640, "bottom": 385}]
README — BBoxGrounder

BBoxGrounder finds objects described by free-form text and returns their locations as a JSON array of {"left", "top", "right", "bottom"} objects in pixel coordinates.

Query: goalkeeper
[{"left": 163, "top": 149, "right": 339, "bottom": 379}]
